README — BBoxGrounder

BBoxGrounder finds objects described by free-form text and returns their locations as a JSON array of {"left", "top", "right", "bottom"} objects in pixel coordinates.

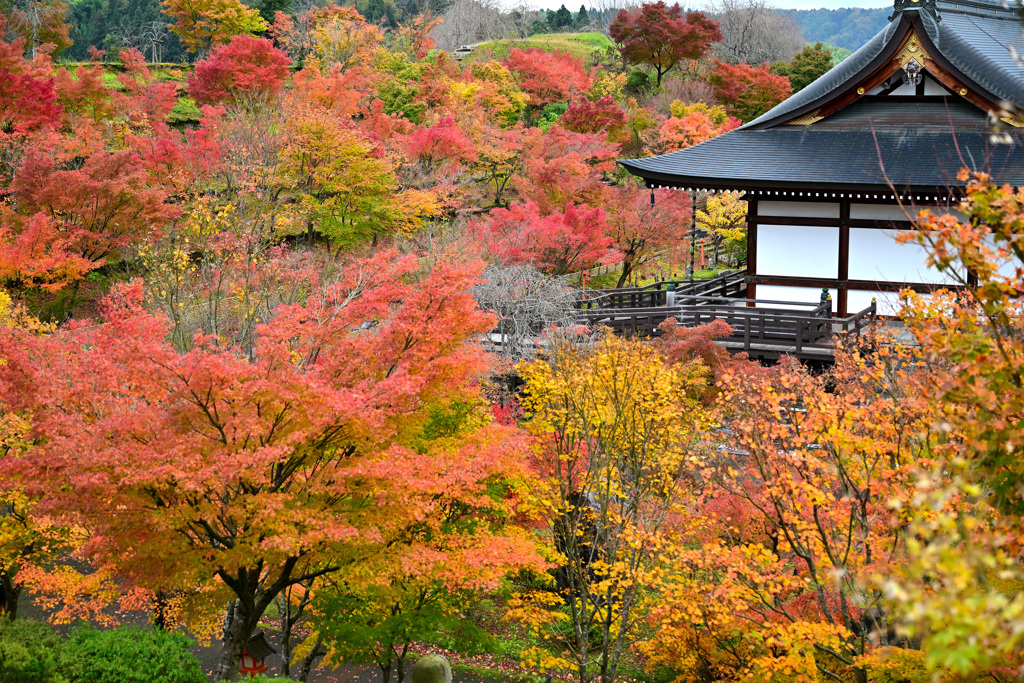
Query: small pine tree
[
  {"left": 553, "top": 4, "right": 573, "bottom": 27},
  {"left": 257, "top": 0, "right": 291, "bottom": 26},
  {"left": 576, "top": 4, "right": 588, "bottom": 25},
  {"left": 772, "top": 42, "right": 834, "bottom": 93}
]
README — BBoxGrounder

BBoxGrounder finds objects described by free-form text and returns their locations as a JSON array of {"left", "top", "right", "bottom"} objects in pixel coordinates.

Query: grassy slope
[{"left": 463, "top": 32, "right": 613, "bottom": 63}]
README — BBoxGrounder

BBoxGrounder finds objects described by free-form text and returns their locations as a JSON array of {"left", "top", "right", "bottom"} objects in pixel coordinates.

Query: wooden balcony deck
[{"left": 573, "top": 271, "right": 878, "bottom": 361}]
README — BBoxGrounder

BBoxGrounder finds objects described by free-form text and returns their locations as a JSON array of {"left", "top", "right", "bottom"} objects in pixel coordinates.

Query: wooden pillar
[
  {"left": 837, "top": 198, "right": 850, "bottom": 317},
  {"left": 746, "top": 195, "right": 758, "bottom": 303}
]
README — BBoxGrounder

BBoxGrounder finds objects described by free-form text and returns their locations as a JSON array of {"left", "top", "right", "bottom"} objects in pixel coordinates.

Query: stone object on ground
[{"left": 411, "top": 654, "right": 452, "bottom": 683}]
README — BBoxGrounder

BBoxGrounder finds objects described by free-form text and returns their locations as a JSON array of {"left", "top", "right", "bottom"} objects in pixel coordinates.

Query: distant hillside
[
  {"left": 780, "top": 7, "right": 890, "bottom": 52},
  {"left": 464, "top": 32, "right": 613, "bottom": 63}
]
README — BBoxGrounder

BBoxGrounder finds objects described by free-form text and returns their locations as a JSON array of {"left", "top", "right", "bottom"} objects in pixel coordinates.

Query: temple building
[{"left": 620, "top": 0, "right": 1024, "bottom": 316}]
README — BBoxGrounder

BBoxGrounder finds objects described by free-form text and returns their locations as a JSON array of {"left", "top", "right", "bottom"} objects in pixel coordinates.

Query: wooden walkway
[
  {"left": 578, "top": 270, "right": 747, "bottom": 311},
  {"left": 573, "top": 271, "right": 878, "bottom": 361}
]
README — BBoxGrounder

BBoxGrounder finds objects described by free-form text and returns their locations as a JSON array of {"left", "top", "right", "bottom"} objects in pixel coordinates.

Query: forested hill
[{"left": 780, "top": 7, "right": 890, "bottom": 51}]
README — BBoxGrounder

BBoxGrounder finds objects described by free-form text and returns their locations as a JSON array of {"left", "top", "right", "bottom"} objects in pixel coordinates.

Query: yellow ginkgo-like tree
[
  {"left": 161, "top": 0, "right": 266, "bottom": 54},
  {"left": 509, "top": 335, "right": 712, "bottom": 683},
  {"left": 696, "top": 190, "right": 747, "bottom": 269}
]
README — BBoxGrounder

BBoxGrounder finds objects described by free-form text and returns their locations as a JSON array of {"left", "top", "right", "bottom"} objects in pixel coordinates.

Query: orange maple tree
[{"left": 0, "top": 252, "right": 518, "bottom": 678}]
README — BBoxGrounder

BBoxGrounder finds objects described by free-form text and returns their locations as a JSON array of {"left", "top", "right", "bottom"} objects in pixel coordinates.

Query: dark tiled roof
[
  {"left": 745, "top": 0, "right": 1024, "bottom": 129},
  {"left": 740, "top": 20, "right": 901, "bottom": 129},
  {"left": 620, "top": 127, "right": 1024, "bottom": 191},
  {"left": 619, "top": 0, "right": 1024, "bottom": 191},
  {"left": 931, "top": 0, "right": 1024, "bottom": 109}
]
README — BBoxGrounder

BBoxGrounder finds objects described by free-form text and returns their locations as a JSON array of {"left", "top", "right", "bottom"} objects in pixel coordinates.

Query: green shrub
[
  {"left": 62, "top": 625, "right": 205, "bottom": 683},
  {"left": 0, "top": 619, "right": 66, "bottom": 683},
  {"left": 168, "top": 97, "right": 202, "bottom": 124},
  {"left": 537, "top": 102, "right": 568, "bottom": 130},
  {"left": 625, "top": 69, "right": 651, "bottom": 94}
]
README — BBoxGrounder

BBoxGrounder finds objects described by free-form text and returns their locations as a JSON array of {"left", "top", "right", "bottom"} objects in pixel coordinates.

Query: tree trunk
[
  {"left": 214, "top": 592, "right": 277, "bottom": 682},
  {"left": 211, "top": 602, "right": 243, "bottom": 679},
  {"left": 213, "top": 601, "right": 250, "bottom": 682},
  {"left": 279, "top": 594, "right": 292, "bottom": 678},
  {"left": 0, "top": 572, "right": 20, "bottom": 620},
  {"left": 396, "top": 653, "right": 407, "bottom": 683},
  {"left": 379, "top": 661, "right": 392, "bottom": 683},
  {"left": 616, "top": 256, "right": 634, "bottom": 289},
  {"left": 153, "top": 590, "right": 171, "bottom": 630},
  {"left": 297, "top": 636, "right": 325, "bottom": 682}
]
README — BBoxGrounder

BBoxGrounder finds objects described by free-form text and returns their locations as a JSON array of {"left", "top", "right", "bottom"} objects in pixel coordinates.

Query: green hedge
[{"left": 0, "top": 620, "right": 207, "bottom": 683}]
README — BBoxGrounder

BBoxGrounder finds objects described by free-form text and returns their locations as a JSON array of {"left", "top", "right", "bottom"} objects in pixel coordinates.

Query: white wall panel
[
  {"left": 889, "top": 82, "right": 917, "bottom": 96},
  {"left": 758, "top": 201, "right": 840, "bottom": 218},
  {"left": 754, "top": 285, "right": 837, "bottom": 310},
  {"left": 848, "top": 228, "right": 958, "bottom": 283},
  {"left": 850, "top": 203, "right": 965, "bottom": 222},
  {"left": 756, "top": 224, "right": 839, "bottom": 278},
  {"left": 850, "top": 203, "right": 915, "bottom": 221},
  {"left": 847, "top": 289, "right": 909, "bottom": 316}
]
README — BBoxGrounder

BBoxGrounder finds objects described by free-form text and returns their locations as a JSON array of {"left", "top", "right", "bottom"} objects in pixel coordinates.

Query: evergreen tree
[
  {"left": 771, "top": 41, "right": 833, "bottom": 92},
  {"left": 66, "top": 0, "right": 187, "bottom": 62},
  {"left": 357, "top": 0, "right": 398, "bottom": 26},
  {"left": 552, "top": 3, "right": 573, "bottom": 28},
  {"left": 575, "top": 4, "right": 588, "bottom": 26},
  {"left": 257, "top": 0, "right": 291, "bottom": 26}
]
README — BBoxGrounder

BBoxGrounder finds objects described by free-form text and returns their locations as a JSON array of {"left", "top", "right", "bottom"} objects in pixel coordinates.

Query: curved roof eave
[
  {"left": 617, "top": 125, "right": 1024, "bottom": 192},
  {"left": 741, "top": 0, "right": 1024, "bottom": 130},
  {"left": 739, "top": 14, "right": 908, "bottom": 130}
]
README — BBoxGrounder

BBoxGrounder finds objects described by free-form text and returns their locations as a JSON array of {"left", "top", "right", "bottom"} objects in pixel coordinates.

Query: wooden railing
[
  {"left": 576, "top": 298, "right": 878, "bottom": 359},
  {"left": 578, "top": 269, "right": 747, "bottom": 311}
]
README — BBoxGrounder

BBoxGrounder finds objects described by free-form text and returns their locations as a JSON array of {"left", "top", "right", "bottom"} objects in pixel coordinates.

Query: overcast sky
[
  {"left": 771, "top": 0, "right": 889, "bottom": 6},
  {"left": 527, "top": 0, "right": 890, "bottom": 11}
]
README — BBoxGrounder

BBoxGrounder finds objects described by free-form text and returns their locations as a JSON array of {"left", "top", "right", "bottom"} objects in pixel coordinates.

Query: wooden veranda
[{"left": 575, "top": 270, "right": 878, "bottom": 361}]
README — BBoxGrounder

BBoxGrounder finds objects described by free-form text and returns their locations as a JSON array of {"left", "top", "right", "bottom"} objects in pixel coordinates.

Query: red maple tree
[
  {"left": 189, "top": 35, "right": 292, "bottom": 105},
  {"left": 708, "top": 60, "right": 793, "bottom": 122},
  {"left": 473, "top": 201, "right": 617, "bottom": 275},
  {"left": 502, "top": 48, "right": 594, "bottom": 112},
  {"left": 609, "top": 2, "right": 721, "bottom": 86}
]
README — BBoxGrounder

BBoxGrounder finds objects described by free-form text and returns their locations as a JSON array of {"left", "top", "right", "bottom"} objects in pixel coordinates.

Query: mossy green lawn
[{"left": 464, "top": 32, "right": 613, "bottom": 63}]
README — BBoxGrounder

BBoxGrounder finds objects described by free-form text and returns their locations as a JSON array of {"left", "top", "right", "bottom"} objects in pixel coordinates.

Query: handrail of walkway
[
  {"left": 574, "top": 299, "right": 878, "bottom": 358},
  {"left": 578, "top": 269, "right": 747, "bottom": 310}
]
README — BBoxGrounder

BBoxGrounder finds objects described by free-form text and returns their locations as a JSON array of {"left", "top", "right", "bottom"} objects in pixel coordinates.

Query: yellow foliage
[
  {"left": 512, "top": 336, "right": 713, "bottom": 680},
  {"left": 465, "top": 61, "right": 529, "bottom": 127},
  {"left": 310, "top": 16, "right": 382, "bottom": 72},
  {"left": 697, "top": 191, "right": 747, "bottom": 264},
  {"left": 668, "top": 100, "right": 732, "bottom": 125},
  {"left": 0, "top": 289, "right": 53, "bottom": 334},
  {"left": 590, "top": 72, "right": 627, "bottom": 103},
  {"left": 856, "top": 647, "right": 931, "bottom": 683},
  {"left": 697, "top": 191, "right": 747, "bottom": 242}
]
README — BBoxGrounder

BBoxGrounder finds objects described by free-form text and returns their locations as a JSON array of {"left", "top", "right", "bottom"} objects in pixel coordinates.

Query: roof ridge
[{"left": 936, "top": 0, "right": 1022, "bottom": 20}]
